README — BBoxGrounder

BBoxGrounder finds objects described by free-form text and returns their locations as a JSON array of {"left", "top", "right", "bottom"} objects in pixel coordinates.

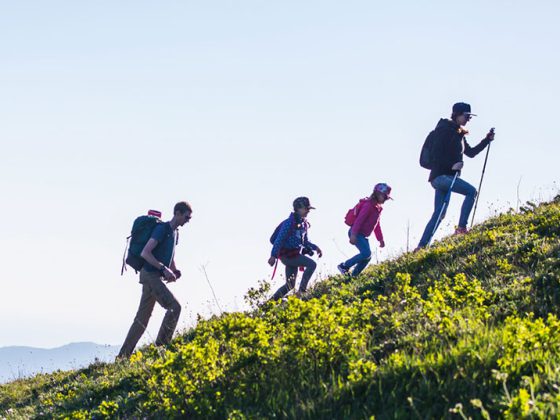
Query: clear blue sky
[{"left": 1, "top": 1, "right": 558, "bottom": 347}]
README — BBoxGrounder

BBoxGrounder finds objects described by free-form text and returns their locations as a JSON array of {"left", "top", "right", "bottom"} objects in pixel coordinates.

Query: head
[
  {"left": 451, "top": 102, "right": 476, "bottom": 126},
  {"left": 173, "top": 201, "right": 193, "bottom": 226},
  {"left": 372, "top": 183, "right": 392, "bottom": 204},
  {"left": 293, "top": 196, "right": 315, "bottom": 217}
]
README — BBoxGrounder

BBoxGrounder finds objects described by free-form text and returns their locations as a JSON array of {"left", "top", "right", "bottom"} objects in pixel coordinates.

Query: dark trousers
[{"left": 271, "top": 254, "right": 317, "bottom": 299}]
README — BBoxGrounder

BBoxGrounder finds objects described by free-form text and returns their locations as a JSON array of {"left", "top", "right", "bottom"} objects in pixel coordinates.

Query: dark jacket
[{"left": 428, "top": 118, "right": 490, "bottom": 182}]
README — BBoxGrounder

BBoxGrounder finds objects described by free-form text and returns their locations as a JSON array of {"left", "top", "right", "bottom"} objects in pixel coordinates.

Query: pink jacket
[{"left": 350, "top": 199, "right": 384, "bottom": 241}]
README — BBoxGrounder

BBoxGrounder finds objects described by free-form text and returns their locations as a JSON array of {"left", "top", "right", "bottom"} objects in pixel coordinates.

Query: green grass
[{"left": 2, "top": 198, "right": 560, "bottom": 419}]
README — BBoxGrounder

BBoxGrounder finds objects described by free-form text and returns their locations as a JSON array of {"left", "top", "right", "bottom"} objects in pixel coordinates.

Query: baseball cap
[
  {"left": 452, "top": 102, "right": 477, "bottom": 116},
  {"left": 374, "top": 183, "right": 393, "bottom": 200},
  {"left": 293, "top": 196, "right": 316, "bottom": 210}
]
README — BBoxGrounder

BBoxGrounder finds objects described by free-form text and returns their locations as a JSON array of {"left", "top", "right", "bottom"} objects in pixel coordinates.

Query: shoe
[
  {"left": 454, "top": 227, "right": 469, "bottom": 235},
  {"left": 337, "top": 263, "right": 349, "bottom": 275}
]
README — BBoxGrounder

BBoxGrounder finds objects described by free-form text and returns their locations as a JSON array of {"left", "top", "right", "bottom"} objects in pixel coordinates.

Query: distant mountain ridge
[{"left": 0, "top": 342, "right": 118, "bottom": 384}]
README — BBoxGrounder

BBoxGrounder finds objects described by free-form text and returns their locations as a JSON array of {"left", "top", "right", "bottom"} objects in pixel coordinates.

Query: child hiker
[
  {"left": 268, "top": 196, "right": 323, "bottom": 299},
  {"left": 338, "top": 183, "right": 392, "bottom": 277}
]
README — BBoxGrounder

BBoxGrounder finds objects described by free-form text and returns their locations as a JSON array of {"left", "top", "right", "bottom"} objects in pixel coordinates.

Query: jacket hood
[{"left": 435, "top": 118, "right": 459, "bottom": 132}]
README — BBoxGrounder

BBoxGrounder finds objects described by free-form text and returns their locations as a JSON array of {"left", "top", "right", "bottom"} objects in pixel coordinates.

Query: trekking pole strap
[
  {"left": 121, "top": 236, "right": 131, "bottom": 276},
  {"left": 271, "top": 258, "right": 279, "bottom": 280}
]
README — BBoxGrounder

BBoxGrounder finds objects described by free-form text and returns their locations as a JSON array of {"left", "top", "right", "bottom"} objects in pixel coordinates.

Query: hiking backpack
[
  {"left": 419, "top": 130, "right": 437, "bottom": 170},
  {"left": 121, "top": 213, "right": 164, "bottom": 274},
  {"left": 344, "top": 198, "right": 369, "bottom": 226},
  {"left": 270, "top": 215, "right": 298, "bottom": 245}
]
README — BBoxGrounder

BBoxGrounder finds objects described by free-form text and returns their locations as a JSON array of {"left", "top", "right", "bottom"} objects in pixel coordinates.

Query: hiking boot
[
  {"left": 337, "top": 263, "right": 349, "bottom": 275},
  {"left": 454, "top": 227, "right": 469, "bottom": 235}
]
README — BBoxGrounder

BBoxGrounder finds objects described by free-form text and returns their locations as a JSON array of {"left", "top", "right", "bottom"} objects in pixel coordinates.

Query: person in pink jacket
[{"left": 338, "top": 183, "right": 392, "bottom": 276}]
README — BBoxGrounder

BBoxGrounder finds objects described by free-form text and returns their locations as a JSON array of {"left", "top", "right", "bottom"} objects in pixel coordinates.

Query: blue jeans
[
  {"left": 342, "top": 229, "right": 372, "bottom": 276},
  {"left": 417, "top": 175, "right": 477, "bottom": 248}
]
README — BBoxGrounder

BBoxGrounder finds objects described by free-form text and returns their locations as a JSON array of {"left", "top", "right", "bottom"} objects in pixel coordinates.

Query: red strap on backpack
[{"left": 271, "top": 258, "right": 279, "bottom": 280}]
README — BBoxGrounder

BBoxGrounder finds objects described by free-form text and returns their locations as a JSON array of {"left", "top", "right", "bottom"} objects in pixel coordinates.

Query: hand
[
  {"left": 163, "top": 267, "right": 177, "bottom": 282},
  {"left": 268, "top": 257, "right": 277, "bottom": 266},
  {"left": 379, "top": 240, "right": 385, "bottom": 248},
  {"left": 452, "top": 162, "right": 464, "bottom": 171},
  {"left": 349, "top": 235, "right": 357, "bottom": 245},
  {"left": 316, "top": 247, "right": 323, "bottom": 258},
  {"left": 486, "top": 128, "right": 495, "bottom": 141},
  {"left": 172, "top": 269, "right": 182, "bottom": 280}
]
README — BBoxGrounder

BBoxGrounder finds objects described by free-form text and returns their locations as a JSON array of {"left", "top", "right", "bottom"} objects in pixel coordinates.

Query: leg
[
  {"left": 138, "top": 270, "right": 182, "bottom": 347},
  {"left": 343, "top": 232, "right": 371, "bottom": 271},
  {"left": 144, "top": 276, "right": 182, "bottom": 347},
  {"left": 293, "top": 255, "right": 317, "bottom": 292},
  {"left": 350, "top": 236, "right": 372, "bottom": 276},
  {"left": 118, "top": 282, "right": 156, "bottom": 358},
  {"left": 417, "top": 176, "right": 452, "bottom": 248},
  {"left": 271, "top": 259, "right": 299, "bottom": 300},
  {"left": 450, "top": 178, "right": 477, "bottom": 228}
]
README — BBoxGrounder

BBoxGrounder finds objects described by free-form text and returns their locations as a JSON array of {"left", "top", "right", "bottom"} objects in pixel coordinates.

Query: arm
[
  {"left": 464, "top": 138, "right": 490, "bottom": 158},
  {"left": 374, "top": 220, "right": 384, "bottom": 245},
  {"left": 141, "top": 233, "right": 176, "bottom": 281},
  {"left": 303, "top": 223, "right": 322, "bottom": 257},
  {"left": 302, "top": 221, "right": 317, "bottom": 250},
  {"left": 141, "top": 238, "right": 164, "bottom": 270},
  {"left": 170, "top": 259, "right": 181, "bottom": 280},
  {"left": 305, "top": 239, "right": 318, "bottom": 251}
]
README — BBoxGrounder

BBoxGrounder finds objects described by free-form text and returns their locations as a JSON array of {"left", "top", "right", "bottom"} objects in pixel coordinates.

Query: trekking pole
[
  {"left": 470, "top": 129, "right": 494, "bottom": 228},
  {"left": 428, "top": 172, "right": 459, "bottom": 246}
]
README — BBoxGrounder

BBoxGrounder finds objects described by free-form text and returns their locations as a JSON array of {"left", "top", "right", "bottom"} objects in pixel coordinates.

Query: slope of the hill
[{"left": 2, "top": 198, "right": 560, "bottom": 419}]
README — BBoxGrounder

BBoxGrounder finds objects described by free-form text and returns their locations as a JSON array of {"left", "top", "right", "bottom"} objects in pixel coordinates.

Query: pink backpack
[{"left": 344, "top": 198, "right": 369, "bottom": 226}]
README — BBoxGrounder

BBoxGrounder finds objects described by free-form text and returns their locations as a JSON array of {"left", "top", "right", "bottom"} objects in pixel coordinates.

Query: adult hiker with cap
[
  {"left": 117, "top": 201, "right": 192, "bottom": 359},
  {"left": 416, "top": 102, "right": 495, "bottom": 249},
  {"left": 268, "top": 197, "right": 323, "bottom": 299},
  {"left": 338, "top": 183, "right": 392, "bottom": 277}
]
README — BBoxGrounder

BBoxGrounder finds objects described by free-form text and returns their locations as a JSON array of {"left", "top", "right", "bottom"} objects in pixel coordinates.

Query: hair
[
  {"left": 451, "top": 111, "right": 461, "bottom": 122},
  {"left": 174, "top": 201, "right": 192, "bottom": 215}
]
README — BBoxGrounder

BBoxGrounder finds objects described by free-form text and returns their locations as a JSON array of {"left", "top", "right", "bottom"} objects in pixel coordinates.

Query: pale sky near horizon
[{"left": 1, "top": 1, "right": 559, "bottom": 348}]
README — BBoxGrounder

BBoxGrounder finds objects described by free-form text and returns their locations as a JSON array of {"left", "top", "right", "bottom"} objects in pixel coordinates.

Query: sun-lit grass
[{"left": 2, "top": 197, "right": 560, "bottom": 419}]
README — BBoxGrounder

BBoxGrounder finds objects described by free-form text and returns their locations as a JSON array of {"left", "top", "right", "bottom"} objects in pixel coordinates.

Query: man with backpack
[
  {"left": 417, "top": 102, "right": 495, "bottom": 249},
  {"left": 117, "top": 201, "right": 192, "bottom": 359},
  {"left": 268, "top": 197, "right": 323, "bottom": 300},
  {"left": 338, "top": 183, "right": 391, "bottom": 277}
]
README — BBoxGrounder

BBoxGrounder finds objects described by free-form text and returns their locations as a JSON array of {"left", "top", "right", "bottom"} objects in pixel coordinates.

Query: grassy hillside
[{"left": 2, "top": 198, "right": 560, "bottom": 419}]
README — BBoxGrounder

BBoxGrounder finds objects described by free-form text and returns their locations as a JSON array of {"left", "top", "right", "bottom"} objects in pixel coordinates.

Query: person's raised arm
[{"left": 465, "top": 129, "right": 494, "bottom": 158}]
